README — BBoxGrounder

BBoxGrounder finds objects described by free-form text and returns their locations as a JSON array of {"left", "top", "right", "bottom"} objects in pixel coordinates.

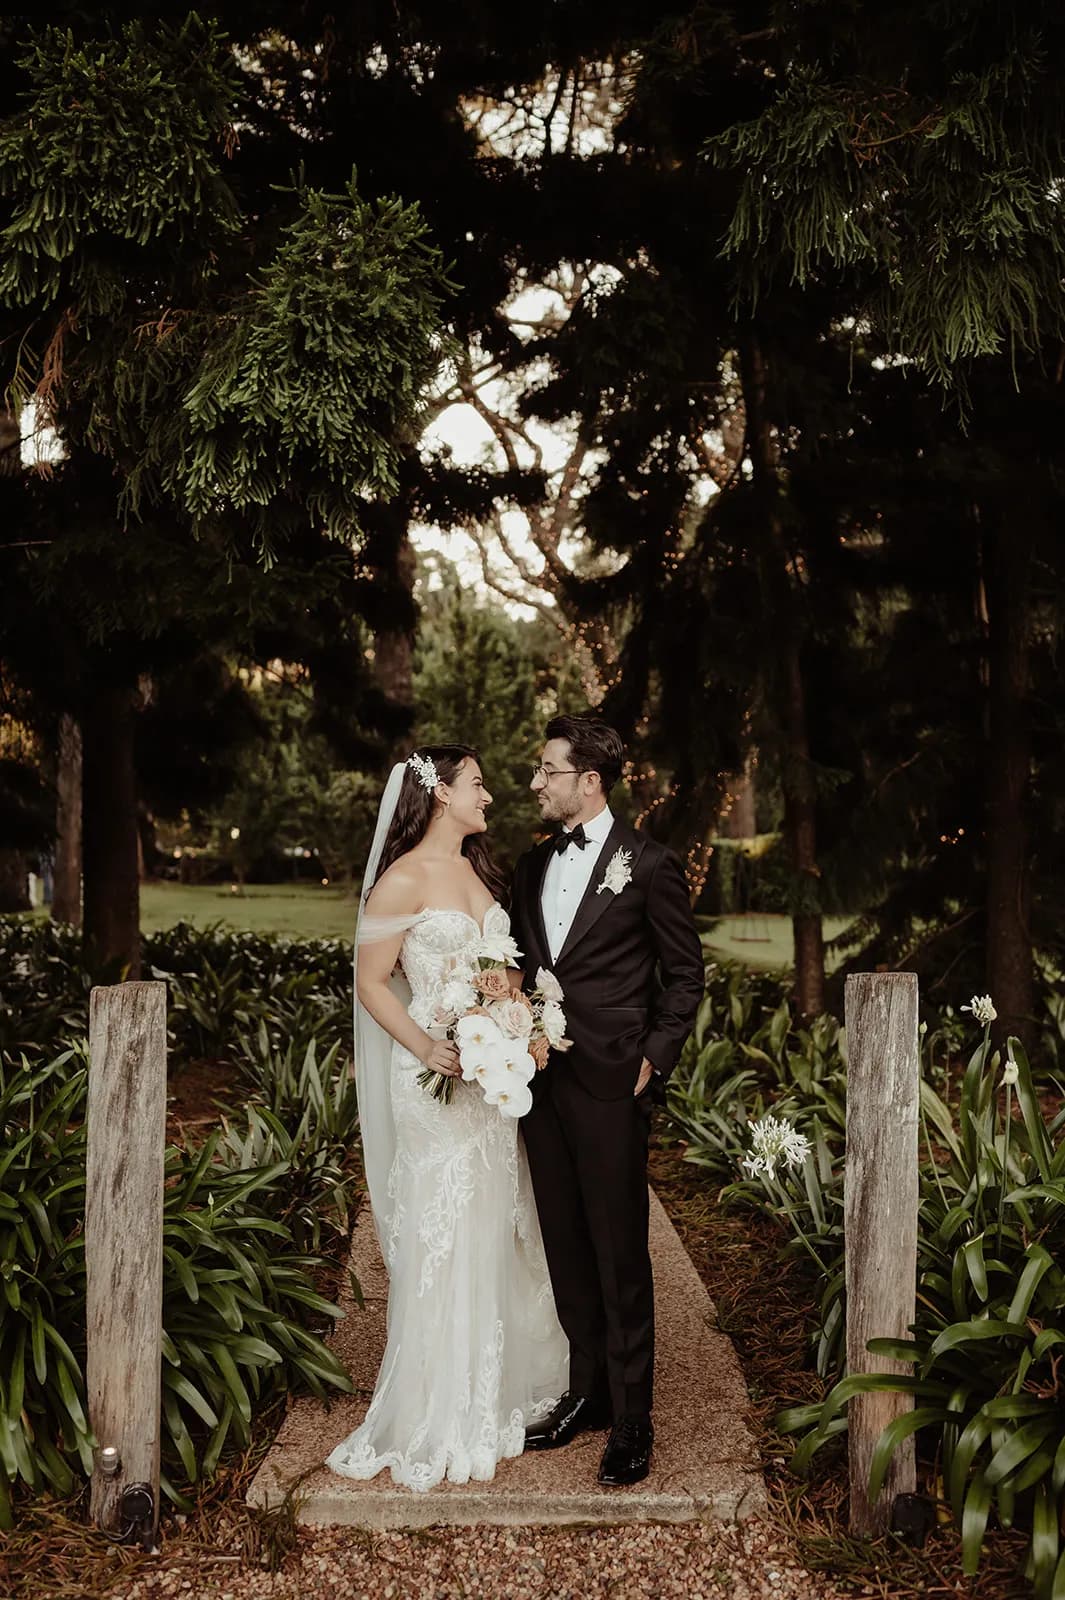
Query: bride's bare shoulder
[{"left": 364, "top": 856, "right": 426, "bottom": 916}]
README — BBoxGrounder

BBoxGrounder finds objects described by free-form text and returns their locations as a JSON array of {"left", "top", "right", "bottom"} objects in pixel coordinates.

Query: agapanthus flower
[
  {"left": 741, "top": 1115, "right": 812, "bottom": 1183},
  {"left": 962, "top": 995, "right": 997, "bottom": 1026}
]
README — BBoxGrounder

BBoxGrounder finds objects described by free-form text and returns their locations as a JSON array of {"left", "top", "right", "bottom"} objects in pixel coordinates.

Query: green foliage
[
  {"left": 142, "top": 919, "right": 352, "bottom": 992},
  {"left": 0, "top": 18, "right": 454, "bottom": 551},
  {"left": 0, "top": 17, "right": 239, "bottom": 315},
  {"left": 0, "top": 915, "right": 363, "bottom": 1519},
  {"left": 413, "top": 560, "right": 549, "bottom": 869},
  {"left": 198, "top": 672, "right": 379, "bottom": 886},
  {"left": 674, "top": 960, "right": 1065, "bottom": 1591},
  {"left": 0, "top": 1050, "right": 93, "bottom": 1527},
  {"left": 0, "top": 919, "right": 90, "bottom": 1066},
  {"left": 0, "top": 1043, "right": 353, "bottom": 1524},
  {"left": 775, "top": 1030, "right": 1065, "bottom": 1594},
  {"left": 222, "top": 1037, "right": 359, "bottom": 1254},
  {"left": 153, "top": 178, "right": 455, "bottom": 548},
  {"left": 707, "top": 8, "right": 1065, "bottom": 387},
  {"left": 667, "top": 949, "right": 845, "bottom": 1180}
]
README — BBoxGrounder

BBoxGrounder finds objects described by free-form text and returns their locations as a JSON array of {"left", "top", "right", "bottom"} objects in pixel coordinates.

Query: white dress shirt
[{"left": 540, "top": 805, "right": 614, "bottom": 964}]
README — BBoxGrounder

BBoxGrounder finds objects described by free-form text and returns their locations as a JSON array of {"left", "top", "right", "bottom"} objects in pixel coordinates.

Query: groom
[{"left": 511, "top": 715, "right": 704, "bottom": 1486}]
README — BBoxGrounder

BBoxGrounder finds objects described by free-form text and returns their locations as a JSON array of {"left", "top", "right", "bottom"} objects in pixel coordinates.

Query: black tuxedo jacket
[{"left": 511, "top": 817, "right": 705, "bottom": 1101}]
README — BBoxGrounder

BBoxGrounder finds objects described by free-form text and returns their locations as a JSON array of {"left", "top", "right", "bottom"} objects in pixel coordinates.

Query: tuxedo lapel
[
  {"left": 526, "top": 838, "right": 554, "bottom": 971},
  {"left": 555, "top": 820, "right": 646, "bottom": 967}
]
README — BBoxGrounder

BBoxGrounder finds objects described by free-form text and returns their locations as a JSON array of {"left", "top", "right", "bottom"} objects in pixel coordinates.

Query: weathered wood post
[
  {"left": 86, "top": 982, "right": 167, "bottom": 1545},
  {"left": 844, "top": 972, "right": 920, "bottom": 1536}
]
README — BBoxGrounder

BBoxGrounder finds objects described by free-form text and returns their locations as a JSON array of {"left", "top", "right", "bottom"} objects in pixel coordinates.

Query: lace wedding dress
[{"left": 326, "top": 903, "right": 567, "bottom": 1492}]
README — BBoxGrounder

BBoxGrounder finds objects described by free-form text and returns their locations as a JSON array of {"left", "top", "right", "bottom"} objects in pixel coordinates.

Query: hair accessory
[{"left": 407, "top": 751, "right": 440, "bottom": 792}]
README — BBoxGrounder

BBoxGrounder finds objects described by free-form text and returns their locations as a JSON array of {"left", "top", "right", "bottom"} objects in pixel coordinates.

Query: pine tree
[{"left": 0, "top": 13, "right": 453, "bottom": 971}]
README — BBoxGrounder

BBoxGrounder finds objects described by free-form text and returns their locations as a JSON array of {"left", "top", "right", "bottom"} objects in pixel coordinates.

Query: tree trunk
[
  {"left": 82, "top": 682, "right": 141, "bottom": 978},
  {"left": 723, "top": 751, "right": 758, "bottom": 839},
  {"left": 0, "top": 850, "right": 30, "bottom": 912},
  {"left": 741, "top": 335, "right": 825, "bottom": 1017},
  {"left": 783, "top": 645, "right": 826, "bottom": 1017},
  {"left": 372, "top": 528, "right": 418, "bottom": 759},
  {"left": 985, "top": 512, "right": 1035, "bottom": 1045},
  {"left": 52, "top": 713, "right": 83, "bottom": 926}
]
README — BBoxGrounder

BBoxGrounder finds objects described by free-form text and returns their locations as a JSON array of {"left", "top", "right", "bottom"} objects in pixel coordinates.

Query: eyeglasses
[{"left": 531, "top": 765, "right": 586, "bottom": 783}]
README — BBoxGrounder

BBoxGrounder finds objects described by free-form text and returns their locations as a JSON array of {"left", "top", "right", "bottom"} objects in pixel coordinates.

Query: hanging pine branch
[
  {"left": 0, "top": 18, "right": 454, "bottom": 555},
  {"left": 705, "top": 3, "right": 1065, "bottom": 388}
]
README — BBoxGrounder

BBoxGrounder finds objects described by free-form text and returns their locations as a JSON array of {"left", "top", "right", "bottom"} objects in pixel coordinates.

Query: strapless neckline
[{"left": 418, "top": 902, "right": 500, "bottom": 934}]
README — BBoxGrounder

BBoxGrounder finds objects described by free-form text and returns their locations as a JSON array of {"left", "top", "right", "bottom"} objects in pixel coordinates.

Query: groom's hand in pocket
[{"left": 634, "top": 1057, "right": 655, "bottom": 1097}]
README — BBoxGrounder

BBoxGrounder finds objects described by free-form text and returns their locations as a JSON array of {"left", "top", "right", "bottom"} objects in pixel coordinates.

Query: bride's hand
[{"left": 420, "top": 1038, "right": 461, "bottom": 1077}]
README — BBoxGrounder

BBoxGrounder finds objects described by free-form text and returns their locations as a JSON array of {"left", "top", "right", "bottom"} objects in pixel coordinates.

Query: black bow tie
[{"left": 554, "top": 824, "right": 588, "bottom": 855}]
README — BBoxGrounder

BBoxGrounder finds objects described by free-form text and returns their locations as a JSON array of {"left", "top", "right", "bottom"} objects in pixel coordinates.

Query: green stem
[
  {"left": 921, "top": 1097, "right": 950, "bottom": 1215},
  {"left": 769, "top": 1174, "right": 829, "bottom": 1275},
  {"left": 970, "top": 1022, "right": 993, "bottom": 1231},
  {"left": 997, "top": 1082, "right": 1012, "bottom": 1256}
]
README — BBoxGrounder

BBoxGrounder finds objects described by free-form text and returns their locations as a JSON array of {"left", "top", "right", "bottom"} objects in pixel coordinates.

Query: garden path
[{"left": 247, "top": 1189, "right": 764, "bottom": 1530}]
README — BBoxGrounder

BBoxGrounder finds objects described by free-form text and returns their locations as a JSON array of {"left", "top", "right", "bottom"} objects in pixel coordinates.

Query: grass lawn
[
  {"left": 139, "top": 880, "right": 358, "bottom": 942},
  {"left": 134, "top": 883, "right": 850, "bottom": 970},
  {"left": 702, "top": 912, "right": 854, "bottom": 970}
]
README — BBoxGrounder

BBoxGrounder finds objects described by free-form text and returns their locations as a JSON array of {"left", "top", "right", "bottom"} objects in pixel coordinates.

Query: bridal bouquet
[{"left": 417, "top": 930, "right": 571, "bottom": 1116}]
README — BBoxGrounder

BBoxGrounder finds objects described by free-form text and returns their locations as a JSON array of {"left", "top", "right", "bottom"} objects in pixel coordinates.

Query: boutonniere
[{"left": 597, "top": 847, "right": 633, "bottom": 897}]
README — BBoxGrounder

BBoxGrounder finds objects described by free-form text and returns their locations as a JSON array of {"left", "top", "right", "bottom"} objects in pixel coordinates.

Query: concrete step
[{"left": 247, "top": 1189, "right": 765, "bottom": 1529}]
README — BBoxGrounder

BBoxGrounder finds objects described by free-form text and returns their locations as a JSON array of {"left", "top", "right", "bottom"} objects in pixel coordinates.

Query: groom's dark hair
[{"left": 545, "top": 715, "right": 624, "bottom": 795}]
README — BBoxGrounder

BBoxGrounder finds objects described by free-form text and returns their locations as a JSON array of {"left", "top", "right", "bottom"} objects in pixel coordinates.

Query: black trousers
[{"left": 522, "top": 1066, "right": 654, "bottom": 1418}]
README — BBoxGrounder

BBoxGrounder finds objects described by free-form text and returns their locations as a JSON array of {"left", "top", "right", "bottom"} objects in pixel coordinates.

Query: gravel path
[{"left": 108, "top": 1519, "right": 847, "bottom": 1600}]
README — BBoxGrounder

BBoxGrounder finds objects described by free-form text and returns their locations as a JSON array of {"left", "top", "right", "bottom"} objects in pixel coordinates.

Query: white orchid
[
  {"left": 482, "top": 1079, "right": 534, "bottom": 1119},
  {"left": 962, "top": 995, "right": 998, "bottom": 1026},
  {"left": 500, "top": 1043, "right": 537, "bottom": 1083},
  {"left": 535, "top": 967, "right": 564, "bottom": 1003},
  {"left": 741, "top": 1115, "right": 813, "bottom": 1183},
  {"left": 465, "top": 1043, "right": 512, "bottom": 1087},
  {"left": 455, "top": 1014, "right": 507, "bottom": 1081},
  {"left": 455, "top": 1013, "right": 504, "bottom": 1050}
]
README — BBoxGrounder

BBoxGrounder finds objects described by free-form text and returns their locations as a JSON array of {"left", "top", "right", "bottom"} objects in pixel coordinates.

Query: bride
[{"left": 326, "top": 745, "right": 567, "bottom": 1492}]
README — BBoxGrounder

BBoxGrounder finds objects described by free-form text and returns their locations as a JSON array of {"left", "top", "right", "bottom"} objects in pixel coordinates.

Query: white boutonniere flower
[{"left": 597, "top": 847, "right": 633, "bottom": 896}]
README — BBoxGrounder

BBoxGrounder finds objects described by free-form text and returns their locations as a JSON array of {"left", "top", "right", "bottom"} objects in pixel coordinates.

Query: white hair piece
[{"left": 407, "top": 751, "right": 440, "bottom": 792}]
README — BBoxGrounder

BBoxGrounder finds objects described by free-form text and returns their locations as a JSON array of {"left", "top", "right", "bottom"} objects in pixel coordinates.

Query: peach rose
[
  {"left": 475, "top": 968, "right": 511, "bottom": 1000},
  {"left": 529, "top": 1035, "right": 551, "bottom": 1071},
  {"left": 495, "top": 998, "right": 536, "bottom": 1041}
]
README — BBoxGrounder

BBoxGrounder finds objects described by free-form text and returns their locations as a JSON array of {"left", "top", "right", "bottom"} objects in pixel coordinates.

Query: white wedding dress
[{"left": 326, "top": 903, "right": 567, "bottom": 1492}]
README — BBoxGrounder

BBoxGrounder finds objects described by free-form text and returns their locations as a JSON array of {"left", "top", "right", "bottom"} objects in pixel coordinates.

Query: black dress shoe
[
  {"left": 523, "top": 1391, "right": 613, "bottom": 1451},
  {"left": 597, "top": 1414, "right": 654, "bottom": 1485}
]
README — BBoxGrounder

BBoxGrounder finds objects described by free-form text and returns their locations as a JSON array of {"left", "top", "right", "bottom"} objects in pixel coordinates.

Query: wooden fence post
[
  {"left": 86, "top": 982, "right": 167, "bottom": 1544},
  {"left": 844, "top": 971, "right": 920, "bottom": 1536}
]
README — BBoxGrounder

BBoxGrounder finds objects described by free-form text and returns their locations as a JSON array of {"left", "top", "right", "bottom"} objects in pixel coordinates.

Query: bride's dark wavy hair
[{"left": 372, "top": 745, "right": 508, "bottom": 906}]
